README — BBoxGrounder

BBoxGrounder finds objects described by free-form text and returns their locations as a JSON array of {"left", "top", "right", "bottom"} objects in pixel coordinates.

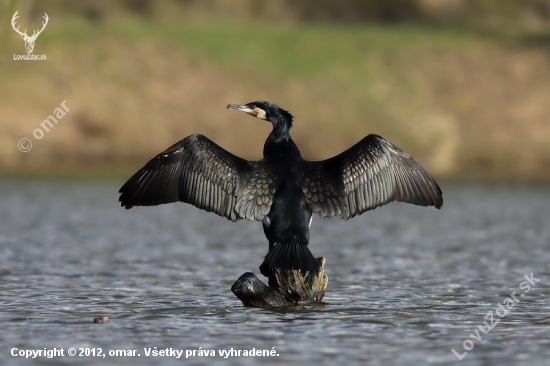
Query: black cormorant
[{"left": 119, "top": 101, "right": 443, "bottom": 274}]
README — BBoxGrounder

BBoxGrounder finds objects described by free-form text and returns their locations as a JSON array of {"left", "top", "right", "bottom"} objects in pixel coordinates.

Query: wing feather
[
  {"left": 119, "top": 134, "right": 277, "bottom": 221},
  {"left": 297, "top": 134, "right": 442, "bottom": 219}
]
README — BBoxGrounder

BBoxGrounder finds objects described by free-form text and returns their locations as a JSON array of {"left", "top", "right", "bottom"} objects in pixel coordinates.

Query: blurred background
[{"left": 1, "top": 0, "right": 550, "bottom": 181}]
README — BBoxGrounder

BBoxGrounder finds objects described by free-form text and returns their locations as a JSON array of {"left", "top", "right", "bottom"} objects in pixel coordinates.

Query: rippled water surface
[{"left": 1, "top": 181, "right": 549, "bottom": 365}]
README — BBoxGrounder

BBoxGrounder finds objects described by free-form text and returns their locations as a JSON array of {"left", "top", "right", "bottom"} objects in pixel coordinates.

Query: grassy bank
[{"left": 1, "top": 18, "right": 550, "bottom": 181}]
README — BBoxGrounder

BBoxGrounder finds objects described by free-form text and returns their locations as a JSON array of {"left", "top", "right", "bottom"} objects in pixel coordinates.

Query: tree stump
[{"left": 231, "top": 257, "right": 328, "bottom": 308}]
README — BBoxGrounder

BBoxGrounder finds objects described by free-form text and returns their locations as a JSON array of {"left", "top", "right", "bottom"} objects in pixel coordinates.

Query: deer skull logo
[{"left": 11, "top": 11, "right": 49, "bottom": 54}]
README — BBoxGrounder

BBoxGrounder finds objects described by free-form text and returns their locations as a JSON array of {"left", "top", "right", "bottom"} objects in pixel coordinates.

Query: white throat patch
[{"left": 254, "top": 108, "right": 267, "bottom": 120}]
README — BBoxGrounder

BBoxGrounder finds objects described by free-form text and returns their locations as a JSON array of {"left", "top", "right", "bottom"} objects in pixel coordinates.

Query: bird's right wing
[
  {"left": 119, "top": 134, "right": 276, "bottom": 221},
  {"left": 297, "top": 134, "right": 443, "bottom": 220}
]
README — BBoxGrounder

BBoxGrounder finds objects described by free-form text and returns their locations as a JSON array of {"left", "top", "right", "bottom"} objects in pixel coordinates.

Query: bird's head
[{"left": 227, "top": 101, "right": 293, "bottom": 128}]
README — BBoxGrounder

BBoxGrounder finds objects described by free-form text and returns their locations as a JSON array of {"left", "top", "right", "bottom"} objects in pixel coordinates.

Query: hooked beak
[
  {"left": 226, "top": 104, "right": 254, "bottom": 114},
  {"left": 227, "top": 104, "right": 267, "bottom": 120}
]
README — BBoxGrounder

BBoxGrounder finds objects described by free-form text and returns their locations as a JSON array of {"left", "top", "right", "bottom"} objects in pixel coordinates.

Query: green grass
[
  {"left": 47, "top": 19, "right": 489, "bottom": 77},
  {"left": 115, "top": 22, "right": 480, "bottom": 76}
]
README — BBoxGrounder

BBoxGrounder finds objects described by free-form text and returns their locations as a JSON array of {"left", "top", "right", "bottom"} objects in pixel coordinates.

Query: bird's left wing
[
  {"left": 296, "top": 134, "right": 443, "bottom": 220},
  {"left": 119, "top": 134, "right": 275, "bottom": 221}
]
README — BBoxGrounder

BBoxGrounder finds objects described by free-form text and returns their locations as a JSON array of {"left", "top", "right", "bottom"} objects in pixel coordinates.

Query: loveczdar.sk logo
[{"left": 12, "top": 10, "right": 48, "bottom": 60}]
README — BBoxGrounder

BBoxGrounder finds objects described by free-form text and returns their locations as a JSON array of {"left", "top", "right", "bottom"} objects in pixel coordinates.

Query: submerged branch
[{"left": 231, "top": 257, "right": 328, "bottom": 308}]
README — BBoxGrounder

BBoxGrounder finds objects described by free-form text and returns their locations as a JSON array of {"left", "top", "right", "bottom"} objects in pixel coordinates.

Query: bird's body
[
  {"left": 119, "top": 101, "right": 443, "bottom": 274},
  {"left": 260, "top": 135, "right": 316, "bottom": 273}
]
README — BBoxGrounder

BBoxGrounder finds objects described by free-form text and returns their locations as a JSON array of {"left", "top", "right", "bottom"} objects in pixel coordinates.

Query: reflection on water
[{"left": 1, "top": 181, "right": 549, "bottom": 365}]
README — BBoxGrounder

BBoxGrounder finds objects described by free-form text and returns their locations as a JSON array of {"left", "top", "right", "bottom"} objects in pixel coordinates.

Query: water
[{"left": 1, "top": 181, "right": 549, "bottom": 365}]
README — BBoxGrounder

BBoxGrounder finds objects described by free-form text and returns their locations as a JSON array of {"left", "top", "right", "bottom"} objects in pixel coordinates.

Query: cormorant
[{"left": 119, "top": 101, "right": 443, "bottom": 274}]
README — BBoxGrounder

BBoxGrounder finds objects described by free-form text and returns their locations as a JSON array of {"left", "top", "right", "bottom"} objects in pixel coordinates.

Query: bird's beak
[
  {"left": 227, "top": 104, "right": 266, "bottom": 120},
  {"left": 227, "top": 104, "right": 254, "bottom": 114}
]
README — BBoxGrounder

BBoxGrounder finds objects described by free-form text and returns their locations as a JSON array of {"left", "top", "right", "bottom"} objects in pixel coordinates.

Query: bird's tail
[{"left": 260, "top": 243, "right": 319, "bottom": 274}]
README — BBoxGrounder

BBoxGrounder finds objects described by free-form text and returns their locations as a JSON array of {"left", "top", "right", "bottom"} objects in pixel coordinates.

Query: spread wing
[
  {"left": 297, "top": 134, "right": 443, "bottom": 220},
  {"left": 119, "top": 134, "right": 277, "bottom": 221}
]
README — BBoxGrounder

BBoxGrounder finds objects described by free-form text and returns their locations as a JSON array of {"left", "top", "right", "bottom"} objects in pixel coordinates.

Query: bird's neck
[
  {"left": 268, "top": 122, "right": 290, "bottom": 143},
  {"left": 263, "top": 120, "right": 300, "bottom": 160},
  {"left": 267, "top": 113, "right": 293, "bottom": 141}
]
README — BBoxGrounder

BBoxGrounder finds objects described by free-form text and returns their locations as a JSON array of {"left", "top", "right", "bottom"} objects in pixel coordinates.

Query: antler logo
[{"left": 11, "top": 10, "right": 49, "bottom": 54}]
